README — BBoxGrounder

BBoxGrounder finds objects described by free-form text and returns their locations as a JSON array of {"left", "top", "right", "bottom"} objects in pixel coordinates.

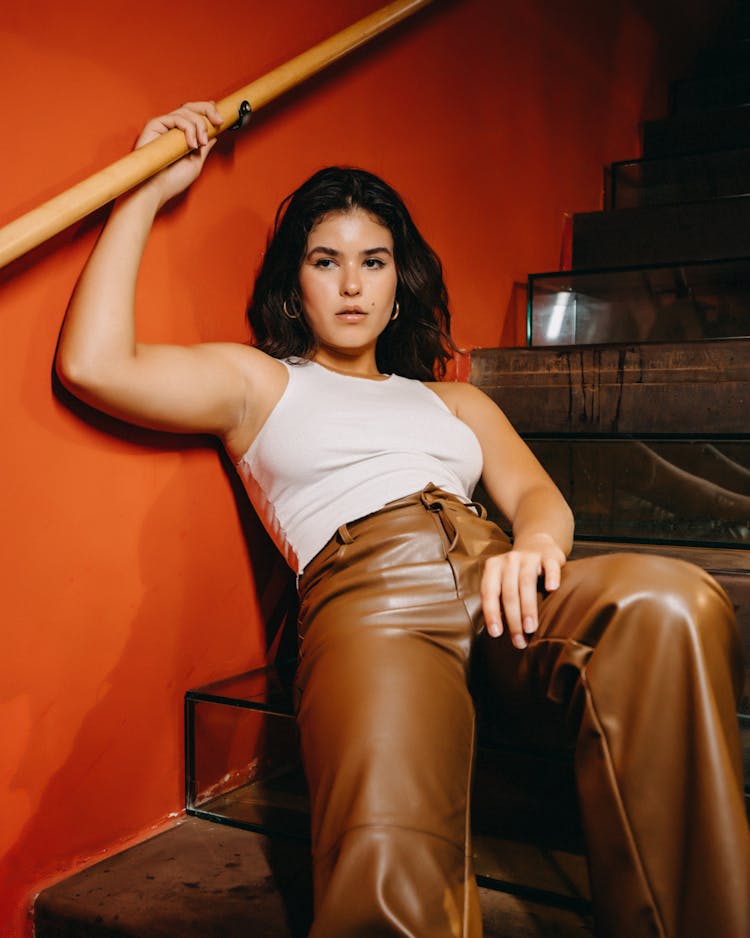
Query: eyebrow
[{"left": 306, "top": 246, "right": 393, "bottom": 258}]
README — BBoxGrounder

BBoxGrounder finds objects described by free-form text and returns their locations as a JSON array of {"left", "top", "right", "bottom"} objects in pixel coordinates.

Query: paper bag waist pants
[{"left": 295, "top": 486, "right": 748, "bottom": 938}]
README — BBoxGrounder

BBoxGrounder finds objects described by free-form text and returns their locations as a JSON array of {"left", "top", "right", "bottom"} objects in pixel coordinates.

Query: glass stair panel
[
  {"left": 609, "top": 148, "right": 750, "bottom": 209},
  {"left": 185, "top": 664, "right": 595, "bottom": 909},
  {"left": 528, "top": 257, "right": 750, "bottom": 346},
  {"left": 185, "top": 661, "right": 303, "bottom": 834},
  {"left": 522, "top": 437, "right": 750, "bottom": 549}
]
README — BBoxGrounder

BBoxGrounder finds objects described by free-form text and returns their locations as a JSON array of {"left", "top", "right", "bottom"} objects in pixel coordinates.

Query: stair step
[
  {"left": 469, "top": 340, "right": 750, "bottom": 436},
  {"left": 642, "top": 105, "right": 750, "bottom": 157},
  {"left": 191, "top": 745, "right": 586, "bottom": 853},
  {"left": 34, "top": 819, "right": 595, "bottom": 937},
  {"left": 697, "top": 40, "right": 750, "bottom": 76},
  {"left": 34, "top": 820, "right": 313, "bottom": 938},
  {"left": 735, "top": 3, "right": 750, "bottom": 41},
  {"left": 528, "top": 256, "right": 750, "bottom": 345},
  {"left": 670, "top": 71, "right": 750, "bottom": 114},
  {"left": 186, "top": 667, "right": 589, "bottom": 865},
  {"left": 572, "top": 195, "right": 750, "bottom": 267},
  {"left": 609, "top": 148, "right": 750, "bottom": 209}
]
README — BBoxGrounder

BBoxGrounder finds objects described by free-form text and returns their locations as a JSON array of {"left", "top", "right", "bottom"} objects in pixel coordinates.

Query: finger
[
  {"left": 543, "top": 556, "right": 563, "bottom": 592},
  {"left": 500, "top": 562, "right": 526, "bottom": 649},
  {"left": 192, "top": 137, "right": 217, "bottom": 167},
  {"left": 174, "top": 110, "right": 212, "bottom": 149},
  {"left": 135, "top": 101, "right": 223, "bottom": 152},
  {"left": 181, "top": 100, "right": 223, "bottom": 126},
  {"left": 179, "top": 101, "right": 224, "bottom": 141},
  {"left": 155, "top": 110, "right": 207, "bottom": 149},
  {"left": 480, "top": 556, "right": 504, "bottom": 638},
  {"left": 144, "top": 112, "right": 201, "bottom": 150},
  {"left": 134, "top": 116, "right": 176, "bottom": 149},
  {"left": 518, "top": 556, "right": 542, "bottom": 636}
]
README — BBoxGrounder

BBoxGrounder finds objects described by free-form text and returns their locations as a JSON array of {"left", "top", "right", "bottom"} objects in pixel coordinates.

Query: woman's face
[{"left": 297, "top": 208, "right": 398, "bottom": 366}]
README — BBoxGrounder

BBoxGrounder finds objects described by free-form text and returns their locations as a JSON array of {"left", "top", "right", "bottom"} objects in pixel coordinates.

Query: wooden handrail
[{"left": 0, "top": 0, "right": 436, "bottom": 270}]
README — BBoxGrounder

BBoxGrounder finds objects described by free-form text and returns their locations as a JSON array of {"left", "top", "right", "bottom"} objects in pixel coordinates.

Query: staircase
[
  {"left": 477, "top": 0, "right": 750, "bottom": 790},
  {"left": 35, "top": 6, "right": 749, "bottom": 936}
]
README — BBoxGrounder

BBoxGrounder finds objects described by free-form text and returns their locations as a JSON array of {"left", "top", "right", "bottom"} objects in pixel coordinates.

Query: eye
[
  {"left": 363, "top": 257, "right": 386, "bottom": 269},
  {"left": 313, "top": 257, "right": 337, "bottom": 269}
]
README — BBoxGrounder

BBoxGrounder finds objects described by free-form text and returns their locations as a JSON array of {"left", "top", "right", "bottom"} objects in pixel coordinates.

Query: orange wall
[{"left": 0, "top": 0, "right": 727, "bottom": 934}]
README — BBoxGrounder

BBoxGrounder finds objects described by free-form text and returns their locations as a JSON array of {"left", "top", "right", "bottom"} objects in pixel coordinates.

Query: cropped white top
[{"left": 235, "top": 359, "right": 484, "bottom": 573}]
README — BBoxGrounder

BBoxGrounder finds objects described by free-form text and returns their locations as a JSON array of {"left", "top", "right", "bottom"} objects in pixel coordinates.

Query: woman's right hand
[{"left": 135, "top": 101, "right": 223, "bottom": 208}]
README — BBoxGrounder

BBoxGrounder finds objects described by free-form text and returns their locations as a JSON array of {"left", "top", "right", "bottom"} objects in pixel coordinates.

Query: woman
[{"left": 57, "top": 103, "right": 748, "bottom": 938}]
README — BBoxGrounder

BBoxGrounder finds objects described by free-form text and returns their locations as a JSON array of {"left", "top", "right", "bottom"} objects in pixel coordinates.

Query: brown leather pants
[{"left": 295, "top": 486, "right": 748, "bottom": 938}]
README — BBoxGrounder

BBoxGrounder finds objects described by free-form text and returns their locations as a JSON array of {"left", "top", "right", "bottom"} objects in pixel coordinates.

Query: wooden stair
[{"left": 34, "top": 820, "right": 594, "bottom": 937}]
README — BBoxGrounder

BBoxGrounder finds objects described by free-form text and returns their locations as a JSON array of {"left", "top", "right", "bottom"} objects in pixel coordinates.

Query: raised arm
[
  {"left": 56, "top": 103, "right": 279, "bottom": 453},
  {"left": 436, "top": 381, "right": 574, "bottom": 649}
]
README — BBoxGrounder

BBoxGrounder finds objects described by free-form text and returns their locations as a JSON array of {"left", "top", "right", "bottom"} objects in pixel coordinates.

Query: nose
[{"left": 340, "top": 263, "right": 361, "bottom": 297}]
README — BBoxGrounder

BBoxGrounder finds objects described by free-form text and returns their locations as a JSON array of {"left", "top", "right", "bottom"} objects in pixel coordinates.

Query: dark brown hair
[{"left": 247, "top": 167, "right": 456, "bottom": 379}]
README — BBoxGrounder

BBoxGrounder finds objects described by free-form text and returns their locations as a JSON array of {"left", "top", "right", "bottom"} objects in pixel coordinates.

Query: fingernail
[
  {"left": 523, "top": 616, "right": 537, "bottom": 634},
  {"left": 488, "top": 622, "right": 502, "bottom": 638},
  {"left": 512, "top": 634, "right": 527, "bottom": 650}
]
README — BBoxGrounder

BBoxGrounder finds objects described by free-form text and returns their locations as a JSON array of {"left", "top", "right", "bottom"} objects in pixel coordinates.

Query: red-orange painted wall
[{"left": 0, "top": 1, "right": 728, "bottom": 934}]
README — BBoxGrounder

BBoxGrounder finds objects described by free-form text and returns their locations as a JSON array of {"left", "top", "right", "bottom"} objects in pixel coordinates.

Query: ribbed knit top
[{"left": 235, "top": 359, "right": 484, "bottom": 573}]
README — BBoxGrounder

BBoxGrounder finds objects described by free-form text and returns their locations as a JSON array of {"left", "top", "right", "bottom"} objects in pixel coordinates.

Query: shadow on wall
[{"left": 0, "top": 404, "right": 287, "bottom": 929}]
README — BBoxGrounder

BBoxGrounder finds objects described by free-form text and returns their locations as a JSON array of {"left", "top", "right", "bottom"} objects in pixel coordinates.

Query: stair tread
[{"left": 35, "top": 819, "right": 594, "bottom": 938}]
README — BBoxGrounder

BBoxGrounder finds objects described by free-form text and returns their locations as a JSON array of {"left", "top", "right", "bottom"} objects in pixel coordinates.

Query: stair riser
[
  {"left": 643, "top": 106, "right": 750, "bottom": 158},
  {"left": 609, "top": 149, "right": 750, "bottom": 209},
  {"left": 671, "top": 73, "right": 750, "bottom": 114},
  {"left": 698, "top": 41, "right": 750, "bottom": 76},
  {"left": 572, "top": 196, "right": 750, "bottom": 267}
]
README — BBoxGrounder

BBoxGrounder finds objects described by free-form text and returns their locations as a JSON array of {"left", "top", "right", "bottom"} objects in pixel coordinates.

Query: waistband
[
  {"left": 337, "top": 484, "right": 486, "bottom": 544},
  {"left": 299, "top": 484, "right": 488, "bottom": 587}
]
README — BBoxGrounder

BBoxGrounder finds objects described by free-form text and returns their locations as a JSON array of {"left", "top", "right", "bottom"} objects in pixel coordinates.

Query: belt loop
[
  {"left": 337, "top": 521, "right": 354, "bottom": 545},
  {"left": 420, "top": 490, "right": 460, "bottom": 553},
  {"left": 419, "top": 485, "right": 439, "bottom": 511},
  {"left": 470, "top": 500, "right": 488, "bottom": 520}
]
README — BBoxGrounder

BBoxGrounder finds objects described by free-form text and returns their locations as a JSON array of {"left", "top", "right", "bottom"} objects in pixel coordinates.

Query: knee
[
  {"left": 597, "top": 553, "right": 732, "bottom": 621},
  {"left": 578, "top": 553, "right": 742, "bottom": 683}
]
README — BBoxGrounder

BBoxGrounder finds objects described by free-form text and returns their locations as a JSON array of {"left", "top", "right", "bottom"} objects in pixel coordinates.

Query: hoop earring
[
  {"left": 390, "top": 301, "right": 400, "bottom": 322},
  {"left": 283, "top": 299, "right": 300, "bottom": 320}
]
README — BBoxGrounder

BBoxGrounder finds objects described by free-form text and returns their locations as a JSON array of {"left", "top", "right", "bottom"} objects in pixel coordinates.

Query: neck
[{"left": 312, "top": 351, "right": 383, "bottom": 379}]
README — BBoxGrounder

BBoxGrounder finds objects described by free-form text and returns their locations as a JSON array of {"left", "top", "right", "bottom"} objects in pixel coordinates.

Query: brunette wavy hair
[{"left": 247, "top": 167, "right": 456, "bottom": 380}]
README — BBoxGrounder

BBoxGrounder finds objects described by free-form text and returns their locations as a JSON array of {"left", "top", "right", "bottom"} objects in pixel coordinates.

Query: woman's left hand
[{"left": 480, "top": 533, "right": 565, "bottom": 649}]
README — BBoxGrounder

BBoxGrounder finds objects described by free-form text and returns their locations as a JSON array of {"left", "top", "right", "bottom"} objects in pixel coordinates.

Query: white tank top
[{"left": 235, "top": 359, "right": 484, "bottom": 573}]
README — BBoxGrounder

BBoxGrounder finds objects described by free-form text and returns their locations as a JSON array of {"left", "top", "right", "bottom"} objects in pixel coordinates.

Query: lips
[{"left": 336, "top": 307, "right": 367, "bottom": 321}]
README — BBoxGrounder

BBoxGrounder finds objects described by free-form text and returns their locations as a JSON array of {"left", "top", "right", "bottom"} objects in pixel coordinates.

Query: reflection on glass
[
  {"left": 527, "top": 438, "right": 750, "bottom": 547},
  {"left": 528, "top": 257, "right": 750, "bottom": 346}
]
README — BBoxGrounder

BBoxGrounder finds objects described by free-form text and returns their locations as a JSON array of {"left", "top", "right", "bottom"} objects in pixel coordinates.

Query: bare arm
[
  {"left": 435, "top": 382, "right": 574, "bottom": 648},
  {"left": 56, "top": 102, "right": 276, "bottom": 449}
]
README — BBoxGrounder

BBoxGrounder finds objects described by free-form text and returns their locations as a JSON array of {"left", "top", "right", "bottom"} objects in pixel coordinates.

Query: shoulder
[
  {"left": 422, "top": 380, "right": 494, "bottom": 417},
  {"left": 198, "top": 344, "right": 290, "bottom": 459},
  {"left": 197, "top": 341, "right": 284, "bottom": 372},
  {"left": 424, "top": 380, "right": 521, "bottom": 444},
  {"left": 197, "top": 342, "right": 287, "bottom": 390}
]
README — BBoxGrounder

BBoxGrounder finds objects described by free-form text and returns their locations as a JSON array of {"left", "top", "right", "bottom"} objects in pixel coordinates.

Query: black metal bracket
[{"left": 231, "top": 100, "right": 252, "bottom": 131}]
